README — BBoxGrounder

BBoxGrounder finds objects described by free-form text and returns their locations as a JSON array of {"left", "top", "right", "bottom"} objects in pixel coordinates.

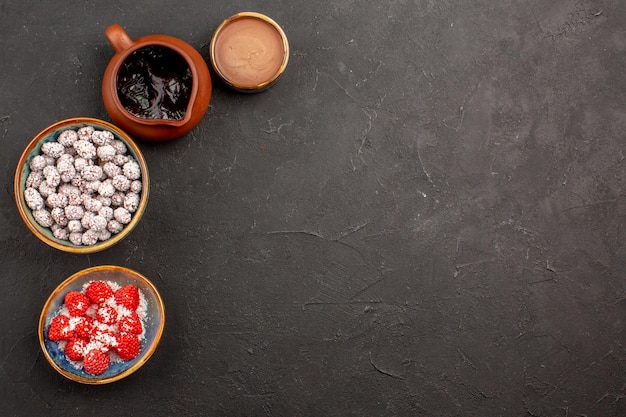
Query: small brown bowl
[
  {"left": 39, "top": 265, "right": 165, "bottom": 384},
  {"left": 14, "top": 117, "right": 149, "bottom": 253},
  {"left": 210, "top": 12, "right": 289, "bottom": 92}
]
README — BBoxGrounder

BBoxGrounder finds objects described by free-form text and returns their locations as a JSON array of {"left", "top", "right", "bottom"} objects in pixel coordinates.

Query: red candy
[
  {"left": 85, "top": 281, "right": 113, "bottom": 303},
  {"left": 74, "top": 316, "right": 94, "bottom": 340},
  {"left": 65, "top": 339, "right": 86, "bottom": 361},
  {"left": 119, "top": 311, "right": 143, "bottom": 334},
  {"left": 48, "top": 315, "right": 74, "bottom": 341},
  {"left": 64, "top": 291, "right": 90, "bottom": 317},
  {"left": 114, "top": 285, "right": 139, "bottom": 310},
  {"left": 96, "top": 305, "right": 118, "bottom": 325},
  {"left": 47, "top": 282, "right": 145, "bottom": 375},
  {"left": 91, "top": 329, "right": 117, "bottom": 350},
  {"left": 83, "top": 349, "right": 110, "bottom": 375},
  {"left": 116, "top": 333, "right": 141, "bottom": 360}
]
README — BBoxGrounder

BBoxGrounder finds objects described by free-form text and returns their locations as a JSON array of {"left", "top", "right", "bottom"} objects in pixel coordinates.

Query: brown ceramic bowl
[
  {"left": 14, "top": 117, "right": 149, "bottom": 253},
  {"left": 39, "top": 265, "right": 165, "bottom": 384}
]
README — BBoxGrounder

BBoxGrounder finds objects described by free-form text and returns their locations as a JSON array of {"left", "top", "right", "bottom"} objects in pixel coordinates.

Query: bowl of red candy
[{"left": 38, "top": 265, "right": 165, "bottom": 384}]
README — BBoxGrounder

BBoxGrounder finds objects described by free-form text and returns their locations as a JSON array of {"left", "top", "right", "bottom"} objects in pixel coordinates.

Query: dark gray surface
[{"left": 1, "top": 0, "right": 625, "bottom": 416}]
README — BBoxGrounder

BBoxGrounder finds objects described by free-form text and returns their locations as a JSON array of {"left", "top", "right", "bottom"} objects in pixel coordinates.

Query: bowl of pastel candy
[
  {"left": 14, "top": 117, "right": 149, "bottom": 253},
  {"left": 38, "top": 265, "right": 165, "bottom": 384}
]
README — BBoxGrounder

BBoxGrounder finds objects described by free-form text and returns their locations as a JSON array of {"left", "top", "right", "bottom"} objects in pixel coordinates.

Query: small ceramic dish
[
  {"left": 14, "top": 117, "right": 149, "bottom": 253},
  {"left": 210, "top": 12, "right": 289, "bottom": 92},
  {"left": 38, "top": 265, "right": 165, "bottom": 384}
]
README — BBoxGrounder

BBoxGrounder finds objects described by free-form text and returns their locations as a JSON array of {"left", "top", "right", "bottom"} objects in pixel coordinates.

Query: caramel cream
[{"left": 212, "top": 15, "right": 287, "bottom": 90}]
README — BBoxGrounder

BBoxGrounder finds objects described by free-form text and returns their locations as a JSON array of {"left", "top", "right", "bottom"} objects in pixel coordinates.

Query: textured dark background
[{"left": 1, "top": 0, "right": 625, "bottom": 416}]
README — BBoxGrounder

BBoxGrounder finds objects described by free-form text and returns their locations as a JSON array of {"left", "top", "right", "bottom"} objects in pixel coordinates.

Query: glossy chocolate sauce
[{"left": 116, "top": 46, "right": 192, "bottom": 120}]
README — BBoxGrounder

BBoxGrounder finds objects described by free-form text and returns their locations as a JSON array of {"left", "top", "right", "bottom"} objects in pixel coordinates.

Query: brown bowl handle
[{"left": 105, "top": 24, "right": 134, "bottom": 54}]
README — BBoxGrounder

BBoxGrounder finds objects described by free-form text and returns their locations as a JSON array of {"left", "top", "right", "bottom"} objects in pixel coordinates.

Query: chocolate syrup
[{"left": 116, "top": 46, "right": 193, "bottom": 120}]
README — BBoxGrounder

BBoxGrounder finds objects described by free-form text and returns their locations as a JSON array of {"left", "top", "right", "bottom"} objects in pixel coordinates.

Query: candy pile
[
  {"left": 47, "top": 280, "right": 147, "bottom": 375},
  {"left": 23, "top": 126, "right": 142, "bottom": 246}
]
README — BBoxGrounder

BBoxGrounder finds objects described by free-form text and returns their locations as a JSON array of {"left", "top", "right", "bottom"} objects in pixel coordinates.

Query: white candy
[
  {"left": 124, "top": 192, "right": 140, "bottom": 213},
  {"left": 82, "top": 196, "right": 103, "bottom": 213},
  {"left": 29, "top": 155, "right": 47, "bottom": 171},
  {"left": 57, "top": 156, "right": 76, "bottom": 183},
  {"left": 113, "top": 207, "right": 131, "bottom": 224},
  {"left": 123, "top": 161, "right": 141, "bottom": 180},
  {"left": 96, "top": 195, "right": 112, "bottom": 207},
  {"left": 82, "top": 165, "right": 103, "bottom": 182},
  {"left": 91, "top": 131, "right": 109, "bottom": 146},
  {"left": 82, "top": 229, "right": 99, "bottom": 245},
  {"left": 81, "top": 180, "right": 101, "bottom": 195},
  {"left": 41, "top": 142, "right": 65, "bottom": 158},
  {"left": 112, "top": 175, "right": 130, "bottom": 192},
  {"left": 74, "top": 139, "right": 96, "bottom": 159},
  {"left": 70, "top": 176, "right": 84, "bottom": 188},
  {"left": 90, "top": 215, "right": 108, "bottom": 232},
  {"left": 91, "top": 130, "right": 114, "bottom": 146},
  {"left": 26, "top": 171, "right": 44, "bottom": 188},
  {"left": 65, "top": 205, "right": 84, "bottom": 220},
  {"left": 111, "top": 192, "right": 125, "bottom": 207},
  {"left": 50, "top": 207, "right": 68, "bottom": 226},
  {"left": 22, "top": 126, "right": 142, "bottom": 246},
  {"left": 99, "top": 206, "right": 114, "bottom": 221},
  {"left": 81, "top": 211, "right": 96, "bottom": 229},
  {"left": 113, "top": 154, "right": 129, "bottom": 166},
  {"left": 129, "top": 180, "right": 142, "bottom": 193},
  {"left": 52, "top": 224, "right": 70, "bottom": 240},
  {"left": 67, "top": 219, "right": 83, "bottom": 233},
  {"left": 58, "top": 184, "right": 82, "bottom": 205},
  {"left": 43, "top": 166, "right": 61, "bottom": 187},
  {"left": 98, "top": 230, "right": 112, "bottom": 241},
  {"left": 111, "top": 139, "right": 127, "bottom": 155},
  {"left": 57, "top": 153, "right": 74, "bottom": 164},
  {"left": 33, "top": 209, "right": 54, "bottom": 227},
  {"left": 60, "top": 168, "right": 76, "bottom": 183},
  {"left": 74, "top": 157, "right": 89, "bottom": 172},
  {"left": 44, "top": 155, "right": 56, "bottom": 166},
  {"left": 42, "top": 165, "right": 57, "bottom": 177},
  {"left": 77, "top": 126, "right": 95, "bottom": 141},
  {"left": 97, "top": 144, "right": 116, "bottom": 162},
  {"left": 103, "top": 162, "right": 122, "bottom": 178},
  {"left": 98, "top": 180, "right": 116, "bottom": 198},
  {"left": 107, "top": 219, "right": 124, "bottom": 234},
  {"left": 57, "top": 129, "right": 78, "bottom": 147},
  {"left": 45, "top": 193, "right": 68, "bottom": 209},
  {"left": 38, "top": 182, "right": 56, "bottom": 198},
  {"left": 25, "top": 187, "right": 45, "bottom": 210},
  {"left": 69, "top": 232, "right": 83, "bottom": 245}
]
